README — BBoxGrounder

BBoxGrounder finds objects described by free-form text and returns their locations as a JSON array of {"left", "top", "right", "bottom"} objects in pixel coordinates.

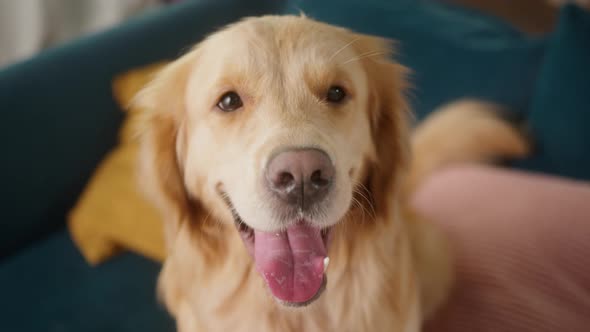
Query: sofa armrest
[{"left": 0, "top": 0, "right": 285, "bottom": 258}]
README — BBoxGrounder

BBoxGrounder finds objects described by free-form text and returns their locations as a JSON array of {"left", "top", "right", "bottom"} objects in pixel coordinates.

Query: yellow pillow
[{"left": 68, "top": 62, "right": 168, "bottom": 265}]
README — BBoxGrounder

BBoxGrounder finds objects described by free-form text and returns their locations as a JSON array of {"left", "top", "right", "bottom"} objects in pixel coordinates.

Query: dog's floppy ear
[
  {"left": 355, "top": 35, "right": 411, "bottom": 219},
  {"left": 134, "top": 51, "right": 201, "bottom": 248}
]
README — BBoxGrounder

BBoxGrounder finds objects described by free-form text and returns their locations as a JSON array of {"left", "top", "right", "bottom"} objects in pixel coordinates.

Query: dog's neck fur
[{"left": 158, "top": 206, "right": 421, "bottom": 332}]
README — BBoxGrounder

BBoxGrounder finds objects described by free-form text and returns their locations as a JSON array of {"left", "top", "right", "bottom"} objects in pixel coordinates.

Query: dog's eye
[
  {"left": 325, "top": 86, "right": 347, "bottom": 103},
  {"left": 217, "top": 91, "right": 243, "bottom": 112}
]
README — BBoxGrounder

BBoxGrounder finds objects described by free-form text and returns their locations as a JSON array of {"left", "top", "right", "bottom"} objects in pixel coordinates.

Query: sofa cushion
[
  {"left": 0, "top": 230, "right": 172, "bottom": 332},
  {"left": 67, "top": 63, "right": 167, "bottom": 265},
  {"left": 284, "top": 0, "right": 546, "bottom": 120},
  {"left": 515, "top": 5, "right": 590, "bottom": 180},
  {"left": 412, "top": 165, "right": 590, "bottom": 331}
]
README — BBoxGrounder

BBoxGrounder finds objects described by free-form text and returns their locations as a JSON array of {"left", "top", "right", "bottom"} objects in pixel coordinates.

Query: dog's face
[
  {"left": 138, "top": 15, "right": 408, "bottom": 307},
  {"left": 184, "top": 16, "right": 373, "bottom": 232}
]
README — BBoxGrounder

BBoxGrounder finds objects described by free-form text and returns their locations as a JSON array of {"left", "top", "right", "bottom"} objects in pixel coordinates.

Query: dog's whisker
[
  {"left": 202, "top": 211, "right": 213, "bottom": 226},
  {"left": 328, "top": 37, "right": 360, "bottom": 62},
  {"left": 354, "top": 181, "right": 372, "bottom": 198},
  {"left": 211, "top": 217, "right": 224, "bottom": 232},
  {"left": 356, "top": 186, "right": 373, "bottom": 204},
  {"left": 350, "top": 196, "right": 366, "bottom": 225},
  {"left": 207, "top": 213, "right": 226, "bottom": 233},
  {"left": 340, "top": 51, "right": 387, "bottom": 66},
  {"left": 355, "top": 194, "right": 372, "bottom": 225},
  {"left": 200, "top": 211, "right": 227, "bottom": 236},
  {"left": 354, "top": 183, "right": 372, "bottom": 202},
  {"left": 352, "top": 184, "right": 377, "bottom": 220}
]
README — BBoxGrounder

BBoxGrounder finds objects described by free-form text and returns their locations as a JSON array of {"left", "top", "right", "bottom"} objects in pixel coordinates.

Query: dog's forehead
[{"left": 205, "top": 16, "right": 359, "bottom": 70}]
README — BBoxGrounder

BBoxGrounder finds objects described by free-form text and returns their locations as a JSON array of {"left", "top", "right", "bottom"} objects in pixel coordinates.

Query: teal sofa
[{"left": 1, "top": 0, "right": 587, "bottom": 331}]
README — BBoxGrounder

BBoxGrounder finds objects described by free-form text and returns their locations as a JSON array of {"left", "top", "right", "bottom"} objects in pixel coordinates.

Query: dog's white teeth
[{"left": 323, "top": 257, "right": 330, "bottom": 273}]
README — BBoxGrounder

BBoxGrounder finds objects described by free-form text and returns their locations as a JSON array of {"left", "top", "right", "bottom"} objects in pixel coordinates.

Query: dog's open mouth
[{"left": 222, "top": 192, "right": 332, "bottom": 307}]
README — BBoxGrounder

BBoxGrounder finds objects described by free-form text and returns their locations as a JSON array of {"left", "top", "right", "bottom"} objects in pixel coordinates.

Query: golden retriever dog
[{"left": 135, "top": 15, "right": 528, "bottom": 332}]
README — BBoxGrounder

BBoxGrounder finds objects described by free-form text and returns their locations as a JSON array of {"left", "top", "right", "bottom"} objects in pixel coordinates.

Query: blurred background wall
[
  {"left": 0, "top": 0, "right": 587, "bottom": 68},
  {"left": 0, "top": 0, "right": 164, "bottom": 67}
]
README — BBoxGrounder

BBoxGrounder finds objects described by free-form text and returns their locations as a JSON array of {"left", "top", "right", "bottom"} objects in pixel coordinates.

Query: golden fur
[{"left": 135, "top": 15, "right": 527, "bottom": 332}]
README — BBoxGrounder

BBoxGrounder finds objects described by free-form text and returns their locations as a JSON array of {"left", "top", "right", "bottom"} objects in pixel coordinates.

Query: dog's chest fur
[{"left": 159, "top": 220, "right": 421, "bottom": 332}]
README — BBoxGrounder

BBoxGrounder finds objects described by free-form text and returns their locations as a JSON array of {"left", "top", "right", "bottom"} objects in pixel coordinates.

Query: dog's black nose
[{"left": 265, "top": 148, "right": 334, "bottom": 209}]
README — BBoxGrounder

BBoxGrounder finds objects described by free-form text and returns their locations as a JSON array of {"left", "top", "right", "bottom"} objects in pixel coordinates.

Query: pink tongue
[{"left": 254, "top": 224, "right": 326, "bottom": 303}]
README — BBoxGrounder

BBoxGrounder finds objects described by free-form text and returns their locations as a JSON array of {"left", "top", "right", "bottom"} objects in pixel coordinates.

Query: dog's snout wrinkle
[{"left": 266, "top": 148, "right": 334, "bottom": 210}]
